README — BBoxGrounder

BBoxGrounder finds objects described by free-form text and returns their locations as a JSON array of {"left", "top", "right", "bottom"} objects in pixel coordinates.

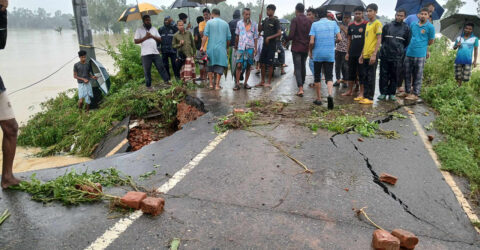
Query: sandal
[{"left": 233, "top": 85, "right": 241, "bottom": 91}]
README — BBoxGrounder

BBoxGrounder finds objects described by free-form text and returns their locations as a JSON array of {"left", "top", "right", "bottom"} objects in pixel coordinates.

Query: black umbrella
[
  {"left": 169, "top": 0, "right": 205, "bottom": 23},
  {"left": 441, "top": 14, "right": 480, "bottom": 42},
  {"left": 320, "top": 0, "right": 366, "bottom": 13}
]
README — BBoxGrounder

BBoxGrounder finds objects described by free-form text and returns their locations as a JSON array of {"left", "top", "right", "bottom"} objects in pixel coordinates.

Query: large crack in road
[{"left": 326, "top": 107, "right": 477, "bottom": 245}]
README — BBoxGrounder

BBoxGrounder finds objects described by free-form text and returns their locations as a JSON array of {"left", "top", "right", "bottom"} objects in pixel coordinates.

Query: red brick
[
  {"left": 391, "top": 229, "right": 419, "bottom": 249},
  {"left": 372, "top": 229, "right": 400, "bottom": 250},
  {"left": 120, "top": 191, "right": 147, "bottom": 210},
  {"left": 379, "top": 173, "right": 398, "bottom": 185},
  {"left": 141, "top": 197, "right": 165, "bottom": 216}
]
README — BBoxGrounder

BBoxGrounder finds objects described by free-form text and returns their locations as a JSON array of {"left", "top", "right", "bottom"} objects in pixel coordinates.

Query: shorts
[
  {"left": 207, "top": 65, "right": 225, "bottom": 75},
  {"left": 260, "top": 44, "right": 275, "bottom": 65},
  {"left": 455, "top": 64, "right": 472, "bottom": 82},
  {"left": 0, "top": 91, "right": 15, "bottom": 121},
  {"left": 346, "top": 55, "right": 361, "bottom": 82},
  {"left": 78, "top": 82, "right": 94, "bottom": 104},
  {"left": 314, "top": 61, "right": 333, "bottom": 82}
]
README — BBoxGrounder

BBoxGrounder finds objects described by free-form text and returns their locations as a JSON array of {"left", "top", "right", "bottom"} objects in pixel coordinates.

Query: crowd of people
[{"left": 132, "top": 2, "right": 478, "bottom": 110}]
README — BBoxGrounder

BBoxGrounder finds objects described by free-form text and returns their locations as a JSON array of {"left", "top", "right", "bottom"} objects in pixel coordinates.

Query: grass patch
[
  {"left": 422, "top": 37, "right": 480, "bottom": 192},
  {"left": 18, "top": 37, "right": 188, "bottom": 157}
]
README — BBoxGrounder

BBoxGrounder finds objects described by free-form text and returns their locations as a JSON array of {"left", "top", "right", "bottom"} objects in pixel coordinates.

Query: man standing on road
[
  {"left": 285, "top": 3, "right": 312, "bottom": 97},
  {"left": 343, "top": 6, "right": 367, "bottom": 97},
  {"left": 0, "top": 1, "right": 21, "bottom": 189},
  {"left": 334, "top": 13, "right": 351, "bottom": 88},
  {"left": 404, "top": 7, "right": 435, "bottom": 101},
  {"left": 135, "top": 15, "right": 170, "bottom": 89},
  {"left": 357, "top": 3, "right": 382, "bottom": 105},
  {"left": 453, "top": 23, "right": 478, "bottom": 87},
  {"left": 159, "top": 16, "right": 179, "bottom": 80},
  {"left": 256, "top": 4, "right": 281, "bottom": 88},
  {"left": 201, "top": 8, "right": 231, "bottom": 90},
  {"left": 194, "top": 16, "right": 206, "bottom": 83},
  {"left": 378, "top": 9, "right": 410, "bottom": 101},
  {"left": 234, "top": 8, "right": 258, "bottom": 90},
  {"left": 309, "top": 8, "right": 341, "bottom": 109},
  {"left": 306, "top": 7, "right": 317, "bottom": 88}
]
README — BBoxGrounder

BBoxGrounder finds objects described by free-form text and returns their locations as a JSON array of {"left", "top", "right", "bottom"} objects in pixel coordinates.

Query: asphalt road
[{"left": 1, "top": 51, "right": 479, "bottom": 249}]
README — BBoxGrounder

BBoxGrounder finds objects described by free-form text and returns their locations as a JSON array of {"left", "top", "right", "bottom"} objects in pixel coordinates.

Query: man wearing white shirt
[{"left": 134, "top": 15, "right": 170, "bottom": 89}]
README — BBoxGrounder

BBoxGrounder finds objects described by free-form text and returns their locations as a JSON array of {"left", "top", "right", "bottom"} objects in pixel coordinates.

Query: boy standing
[
  {"left": 73, "top": 50, "right": 97, "bottom": 112},
  {"left": 454, "top": 23, "right": 478, "bottom": 87},
  {"left": 309, "top": 8, "right": 341, "bottom": 109},
  {"left": 358, "top": 3, "right": 382, "bottom": 105},
  {"left": 343, "top": 6, "right": 367, "bottom": 97},
  {"left": 404, "top": 7, "right": 435, "bottom": 100},
  {"left": 257, "top": 4, "right": 281, "bottom": 88}
]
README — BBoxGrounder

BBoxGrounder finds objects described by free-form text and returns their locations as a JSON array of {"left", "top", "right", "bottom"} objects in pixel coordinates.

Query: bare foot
[
  {"left": 264, "top": 84, "right": 271, "bottom": 88},
  {"left": 2, "top": 176, "right": 21, "bottom": 189},
  {"left": 255, "top": 82, "right": 265, "bottom": 88},
  {"left": 341, "top": 91, "right": 353, "bottom": 96}
]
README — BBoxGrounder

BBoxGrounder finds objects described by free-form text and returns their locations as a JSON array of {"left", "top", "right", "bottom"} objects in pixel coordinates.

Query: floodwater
[{"left": 0, "top": 29, "right": 118, "bottom": 174}]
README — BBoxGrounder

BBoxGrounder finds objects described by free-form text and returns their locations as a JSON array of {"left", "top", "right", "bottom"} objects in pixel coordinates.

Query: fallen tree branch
[{"left": 246, "top": 129, "right": 313, "bottom": 174}]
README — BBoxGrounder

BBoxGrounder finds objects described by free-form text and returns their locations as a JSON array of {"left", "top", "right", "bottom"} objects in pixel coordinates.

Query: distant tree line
[{"left": 7, "top": 8, "right": 73, "bottom": 29}]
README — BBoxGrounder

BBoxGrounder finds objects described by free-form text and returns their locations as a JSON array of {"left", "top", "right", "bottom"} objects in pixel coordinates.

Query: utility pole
[{"left": 72, "top": 0, "right": 96, "bottom": 60}]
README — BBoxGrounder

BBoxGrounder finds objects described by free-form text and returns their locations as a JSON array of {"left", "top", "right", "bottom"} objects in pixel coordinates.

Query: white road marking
[
  {"left": 405, "top": 106, "right": 480, "bottom": 234},
  {"left": 85, "top": 131, "right": 229, "bottom": 250},
  {"left": 106, "top": 139, "right": 129, "bottom": 157}
]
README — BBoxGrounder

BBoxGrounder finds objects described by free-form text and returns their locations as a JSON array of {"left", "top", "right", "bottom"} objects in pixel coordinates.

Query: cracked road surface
[{"left": 1, "top": 52, "right": 479, "bottom": 249}]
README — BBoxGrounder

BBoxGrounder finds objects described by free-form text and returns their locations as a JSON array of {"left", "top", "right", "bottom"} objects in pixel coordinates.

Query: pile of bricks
[
  {"left": 372, "top": 229, "right": 419, "bottom": 250},
  {"left": 120, "top": 191, "right": 165, "bottom": 216}
]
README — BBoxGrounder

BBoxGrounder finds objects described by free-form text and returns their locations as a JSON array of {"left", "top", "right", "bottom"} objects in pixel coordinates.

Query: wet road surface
[{"left": 1, "top": 51, "right": 479, "bottom": 249}]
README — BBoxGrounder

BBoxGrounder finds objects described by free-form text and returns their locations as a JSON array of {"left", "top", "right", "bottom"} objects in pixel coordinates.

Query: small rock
[
  {"left": 391, "top": 229, "right": 419, "bottom": 249},
  {"left": 428, "top": 135, "right": 434, "bottom": 142},
  {"left": 344, "top": 188, "right": 349, "bottom": 192},
  {"left": 358, "top": 138, "right": 364, "bottom": 142},
  {"left": 379, "top": 173, "right": 398, "bottom": 185},
  {"left": 372, "top": 229, "right": 400, "bottom": 250}
]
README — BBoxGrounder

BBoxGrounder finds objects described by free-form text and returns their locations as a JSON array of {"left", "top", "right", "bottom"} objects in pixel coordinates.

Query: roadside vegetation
[
  {"left": 422, "top": 37, "right": 480, "bottom": 193},
  {"left": 18, "top": 37, "right": 188, "bottom": 157}
]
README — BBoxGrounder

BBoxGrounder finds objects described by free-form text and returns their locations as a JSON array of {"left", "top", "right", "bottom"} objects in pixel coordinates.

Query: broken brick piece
[
  {"left": 120, "top": 191, "right": 147, "bottom": 210},
  {"left": 233, "top": 108, "right": 245, "bottom": 114},
  {"left": 358, "top": 138, "right": 364, "bottom": 142},
  {"left": 391, "top": 229, "right": 419, "bottom": 249},
  {"left": 141, "top": 197, "right": 165, "bottom": 216},
  {"left": 372, "top": 229, "right": 400, "bottom": 250},
  {"left": 428, "top": 135, "right": 434, "bottom": 142},
  {"left": 379, "top": 173, "right": 398, "bottom": 185}
]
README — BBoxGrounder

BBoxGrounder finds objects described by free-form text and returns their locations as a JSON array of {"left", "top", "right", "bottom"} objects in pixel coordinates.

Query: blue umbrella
[{"left": 395, "top": 0, "right": 445, "bottom": 21}]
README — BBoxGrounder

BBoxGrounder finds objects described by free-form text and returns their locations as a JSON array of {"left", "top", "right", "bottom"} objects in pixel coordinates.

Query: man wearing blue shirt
[
  {"left": 454, "top": 23, "right": 478, "bottom": 87},
  {"left": 404, "top": 7, "right": 435, "bottom": 101},
  {"left": 405, "top": 3, "right": 435, "bottom": 26},
  {"left": 309, "top": 8, "right": 342, "bottom": 109}
]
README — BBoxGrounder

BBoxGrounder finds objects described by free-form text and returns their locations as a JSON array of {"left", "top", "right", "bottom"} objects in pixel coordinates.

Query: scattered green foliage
[
  {"left": 215, "top": 111, "right": 256, "bottom": 133},
  {"left": 139, "top": 170, "right": 157, "bottom": 180},
  {"left": 392, "top": 112, "right": 407, "bottom": 119},
  {"left": 309, "top": 113, "right": 379, "bottom": 137},
  {"left": 422, "top": 37, "right": 480, "bottom": 192},
  {"left": 0, "top": 209, "right": 10, "bottom": 226},
  {"left": 10, "top": 168, "right": 135, "bottom": 205},
  {"left": 471, "top": 220, "right": 480, "bottom": 229}
]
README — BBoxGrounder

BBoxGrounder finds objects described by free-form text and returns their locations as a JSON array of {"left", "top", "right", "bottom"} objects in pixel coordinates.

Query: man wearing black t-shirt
[
  {"left": 256, "top": 4, "right": 281, "bottom": 88},
  {"left": 343, "top": 6, "right": 367, "bottom": 97}
]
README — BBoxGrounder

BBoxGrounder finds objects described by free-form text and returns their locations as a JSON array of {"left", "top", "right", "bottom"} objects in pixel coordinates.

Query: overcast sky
[{"left": 9, "top": 0, "right": 479, "bottom": 18}]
